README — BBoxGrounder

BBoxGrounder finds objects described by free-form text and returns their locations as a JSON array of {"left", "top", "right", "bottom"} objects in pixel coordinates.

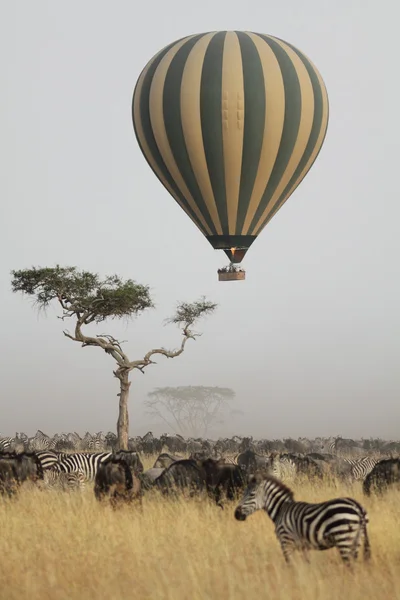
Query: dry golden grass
[{"left": 0, "top": 458, "right": 399, "bottom": 600}]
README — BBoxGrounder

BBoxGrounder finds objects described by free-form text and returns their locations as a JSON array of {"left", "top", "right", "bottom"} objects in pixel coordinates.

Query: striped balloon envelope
[{"left": 132, "top": 31, "right": 329, "bottom": 275}]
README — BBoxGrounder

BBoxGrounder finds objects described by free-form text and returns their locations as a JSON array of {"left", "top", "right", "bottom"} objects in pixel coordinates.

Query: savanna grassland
[{"left": 0, "top": 456, "right": 399, "bottom": 600}]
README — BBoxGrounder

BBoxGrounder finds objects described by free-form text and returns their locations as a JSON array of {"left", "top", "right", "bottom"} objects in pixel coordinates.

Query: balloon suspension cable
[{"left": 217, "top": 261, "right": 246, "bottom": 281}]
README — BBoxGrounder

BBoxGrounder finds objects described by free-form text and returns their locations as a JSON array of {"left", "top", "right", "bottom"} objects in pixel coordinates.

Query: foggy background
[{"left": 1, "top": 1, "right": 399, "bottom": 440}]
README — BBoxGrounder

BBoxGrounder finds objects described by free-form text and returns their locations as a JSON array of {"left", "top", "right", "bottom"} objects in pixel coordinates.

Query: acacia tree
[
  {"left": 145, "top": 386, "right": 235, "bottom": 438},
  {"left": 11, "top": 266, "right": 217, "bottom": 449}
]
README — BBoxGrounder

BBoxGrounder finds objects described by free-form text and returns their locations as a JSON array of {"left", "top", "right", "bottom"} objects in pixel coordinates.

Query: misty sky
[{"left": 1, "top": 1, "right": 399, "bottom": 440}]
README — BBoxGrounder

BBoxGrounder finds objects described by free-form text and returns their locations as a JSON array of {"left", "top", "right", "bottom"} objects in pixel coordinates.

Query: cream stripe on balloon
[
  {"left": 241, "top": 33, "right": 285, "bottom": 235},
  {"left": 149, "top": 36, "right": 212, "bottom": 235},
  {"left": 133, "top": 49, "right": 208, "bottom": 236},
  {"left": 252, "top": 37, "right": 315, "bottom": 235},
  {"left": 221, "top": 32, "right": 245, "bottom": 235},
  {"left": 180, "top": 32, "right": 223, "bottom": 235},
  {"left": 257, "top": 58, "right": 329, "bottom": 233}
]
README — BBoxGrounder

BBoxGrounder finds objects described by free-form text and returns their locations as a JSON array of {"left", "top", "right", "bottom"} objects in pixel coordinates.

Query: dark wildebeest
[
  {"left": 237, "top": 449, "right": 270, "bottom": 474},
  {"left": 153, "top": 458, "right": 246, "bottom": 507},
  {"left": 153, "top": 452, "right": 182, "bottom": 469},
  {"left": 94, "top": 456, "right": 142, "bottom": 509},
  {"left": 201, "top": 458, "right": 247, "bottom": 508},
  {"left": 160, "top": 434, "right": 187, "bottom": 454},
  {"left": 0, "top": 452, "right": 44, "bottom": 497},
  {"left": 0, "top": 461, "right": 18, "bottom": 497},
  {"left": 363, "top": 458, "right": 400, "bottom": 496},
  {"left": 153, "top": 459, "right": 207, "bottom": 496},
  {"left": 307, "top": 453, "right": 335, "bottom": 462},
  {"left": 140, "top": 468, "right": 165, "bottom": 490},
  {"left": 113, "top": 450, "right": 144, "bottom": 475}
]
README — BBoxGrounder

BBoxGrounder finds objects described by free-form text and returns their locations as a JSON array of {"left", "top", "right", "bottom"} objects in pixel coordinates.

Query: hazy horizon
[{"left": 1, "top": 1, "right": 399, "bottom": 440}]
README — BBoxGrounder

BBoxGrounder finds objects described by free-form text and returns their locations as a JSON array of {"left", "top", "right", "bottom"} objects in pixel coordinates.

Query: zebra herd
[
  {"left": 0, "top": 430, "right": 397, "bottom": 494},
  {"left": 20, "top": 447, "right": 388, "bottom": 494},
  {"left": 221, "top": 450, "right": 382, "bottom": 483},
  {"left": 2, "top": 430, "right": 400, "bottom": 457},
  {"left": 2, "top": 440, "right": 400, "bottom": 566}
]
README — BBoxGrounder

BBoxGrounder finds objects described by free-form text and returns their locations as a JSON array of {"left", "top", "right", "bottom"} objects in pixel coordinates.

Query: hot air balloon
[{"left": 132, "top": 31, "right": 329, "bottom": 281}]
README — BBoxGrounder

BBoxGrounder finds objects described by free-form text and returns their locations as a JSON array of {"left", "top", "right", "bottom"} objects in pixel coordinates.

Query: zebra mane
[{"left": 259, "top": 474, "right": 295, "bottom": 501}]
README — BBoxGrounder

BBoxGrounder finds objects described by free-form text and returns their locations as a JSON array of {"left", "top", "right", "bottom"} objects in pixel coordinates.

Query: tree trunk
[{"left": 117, "top": 371, "right": 131, "bottom": 450}]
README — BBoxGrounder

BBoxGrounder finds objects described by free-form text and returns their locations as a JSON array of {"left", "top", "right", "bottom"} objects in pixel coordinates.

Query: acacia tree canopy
[
  {"left": 11, "top": 266, "right": 154, "bottom": 323},
  {"left": 11, "top": 265, "right": 217, "bottom": 449},
  {"left": 145, "top": 386, "right": 235, "bottom": 438}
]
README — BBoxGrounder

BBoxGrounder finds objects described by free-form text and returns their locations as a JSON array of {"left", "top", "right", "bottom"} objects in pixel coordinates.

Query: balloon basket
[{"left": 218, "top": 269, "right": 246, "bottom": 282}]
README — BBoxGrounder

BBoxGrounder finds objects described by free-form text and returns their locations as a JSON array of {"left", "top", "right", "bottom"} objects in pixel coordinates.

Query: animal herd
[{"left": 1, "top": 431, "right": 400, "bottom": 566}]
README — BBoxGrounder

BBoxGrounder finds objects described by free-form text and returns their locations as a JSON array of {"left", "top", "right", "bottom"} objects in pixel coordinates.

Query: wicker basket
[{"left": 218, "top": 270, "right": 246, "bottom": 282}]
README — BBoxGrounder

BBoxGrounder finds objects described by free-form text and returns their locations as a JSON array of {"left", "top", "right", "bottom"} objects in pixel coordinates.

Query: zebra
[
  {"left": 221, "top": 454, "right": 240, "bottom": 465},
  {"left": 53, "top": 452, "right": 113, "bottom": 480},
  {"left": 343, "top": 457, "right": 380, "bottom": 480},
  {"left": 234, "top": 473, "right": 371, "bottom": 565},
  {"left": 270, "top": 454, "right": 297, "bottom": 482},
  {"left": 53, "top": 451, "right": 143, "bottom": 481},
  {"left": 35, "top": 450, "right": 62, "bottom": 470},
  {"left": 87, "top": 432, "right": 105, "bottom": 452},
  {"left": 0, "top": 437, "right": 14, "bottom": 452},
  {"left": 43, "top": 468, "right": 86, "bottom": 491},
  {"left": 29, "top": 430, "right": 51, "bottom": 452},
  {"left": 269, "top": 453, "right": 322, "bottom": 483}
]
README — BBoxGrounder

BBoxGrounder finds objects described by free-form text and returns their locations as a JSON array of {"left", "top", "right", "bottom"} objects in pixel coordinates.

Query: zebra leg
[
  {"left": 279, "top": 540, "right": 296, "bottom": 565},
  {"left": 336, "top": 541, "right": 354, "bottom": 567},
  {"left": 363, "top": 525, "right": 371, "bottom": 561}
]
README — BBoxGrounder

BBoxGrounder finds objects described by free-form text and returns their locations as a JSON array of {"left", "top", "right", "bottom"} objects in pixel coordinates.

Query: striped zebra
[
  {"left": 43, "top": 468, "right": 86, "bottom": 491},
  {"left": 53, "top": 452, "right": 112, "bottom": 480},
  {"left": 234, "top": 473, "right": 371, "bottom": 565},
  {"left": 35, "top": 450, "right": 62, "bottom": 470},
  {"left": 270, "top": 454, "right": 297, "bottom": 482},
  {"left": 344, "top": 457, "right": 380, "bottom": 480},
  {"left": 53, "top": 451, "right": 143, "bottom": 481},
  {"left": 29, "top": 430, "right": 51, "bottom": 451},
  {"left": 221, "top": 454, "right": 240, "bottom": 465},
  {"left": 0, "top": 437, "right": 14, "bottom": 452},
  {"left": 87, "top": 432, "right": 105, "bottom": 452}
]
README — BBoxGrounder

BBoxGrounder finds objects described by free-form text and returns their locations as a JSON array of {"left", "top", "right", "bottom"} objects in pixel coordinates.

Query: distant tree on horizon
[
  {"left": 11, "top": 265, "right": 217, "bottom": 450},
  {"left": 145, "top": 385, "right": 236, "bottom": 438}
]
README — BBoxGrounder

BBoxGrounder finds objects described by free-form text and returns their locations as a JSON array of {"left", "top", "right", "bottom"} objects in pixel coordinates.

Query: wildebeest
[
  {"left": 153, "top": 458, "right": 246, "bottom": 507},
  {"left": 236, "top": 449, "right": 270, "bottom": 473},
  {"left": 0, "top": 452, "right": 44, "bottom": 497},
  {"left": 113, "top": 450, "right": 144, "bottom": 474},
  {"left": 140, "top": 468, "right": 165, "bottom": 490},
  {"left": 160, "top": 434, "right": 187, "bottom": 454},
  {"left": 153, "top": 452, "right": 183, "bottom": 469},
  {"left": 201, "top": 458, "right": 246, "bottom": 507},
  {"left": 94, "top": 456, "right": 142, "bottom": 508},
  {"left": 363, "top": 458, "right": 400, "bottom": 496},
  {"left": 153, "top": 459, "right": 207, "bottom": 496},
  {"left": 0, "top": 461, "right": 18, "bottom": 497}
]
